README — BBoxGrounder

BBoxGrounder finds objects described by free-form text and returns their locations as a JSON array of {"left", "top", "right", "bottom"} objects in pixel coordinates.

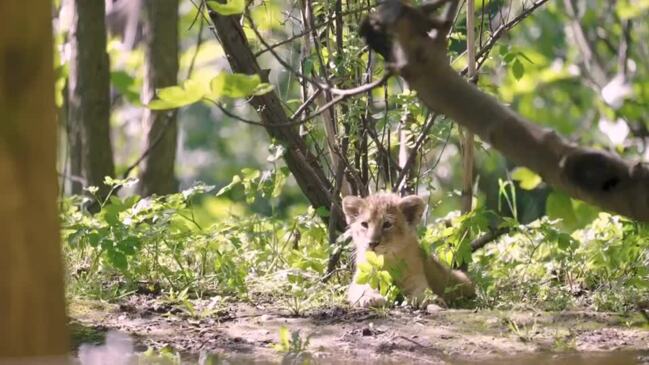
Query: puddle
[{"left": 68, "top": 331, "right": 649, "bottom": 365}]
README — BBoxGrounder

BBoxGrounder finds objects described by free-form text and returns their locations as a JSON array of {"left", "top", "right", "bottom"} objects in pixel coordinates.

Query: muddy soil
[{"left": 69, "top": 295, "right": 649, "bottom": 364}]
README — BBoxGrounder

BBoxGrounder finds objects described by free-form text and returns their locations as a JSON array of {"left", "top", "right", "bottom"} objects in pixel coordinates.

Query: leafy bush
[
  {"left": 61, "top": 178, "right": 342, "bottom": 306},
  {"left": 62, "top": 179, "right": 648, "bottom": 313}
]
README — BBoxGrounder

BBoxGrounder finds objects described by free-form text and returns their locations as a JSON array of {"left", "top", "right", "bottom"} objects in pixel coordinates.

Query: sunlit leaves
[
  {"left": 147, "top": 73, "right": 274, "bottom": 110},
  {"left": 148, "top": 79, "right": 208, "bottom": 110},
  {"left": 272, "top": 326, "right": 310, "bottom": 355},
  {"left": 220, "top": 73, "right": 259, "bottom": 98},
  {"left": 546, "top": 191, "right": 599, "bottom": 230},
  {"left": 616, "top": 0, "right": 649, "bottom": 19},
  {"left": 355, "top": 251, "right": 398, "bottom": 301},
  {"left": 365, "top": 251, "right": 384, "bottom": 267},
  {"left": 206, "top": 0, "right": 245, "bottom": 15},
  {"left": 214, "top": 165, "right": 288, "bottom": 204},
  {"left": 511, "top": 167, "right": 542, "bottom": 190},
  {"left": 212, "top": 73, "right": 274, "bottom": 98}
]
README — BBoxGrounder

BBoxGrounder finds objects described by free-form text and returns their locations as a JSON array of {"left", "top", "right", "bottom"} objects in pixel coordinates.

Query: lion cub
[{"left": 342, "top": 193, "right": 475, "bottom": 307}]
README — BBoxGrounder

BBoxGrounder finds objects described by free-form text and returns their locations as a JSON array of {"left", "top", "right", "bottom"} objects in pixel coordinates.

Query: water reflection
[{"left": 71, "top": 331, "right": 649, "bottom": 365}]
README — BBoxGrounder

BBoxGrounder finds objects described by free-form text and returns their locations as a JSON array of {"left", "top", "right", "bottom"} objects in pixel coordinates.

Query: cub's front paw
[{"left": 356, "top": 293, "right": 387, "bottom": 308}]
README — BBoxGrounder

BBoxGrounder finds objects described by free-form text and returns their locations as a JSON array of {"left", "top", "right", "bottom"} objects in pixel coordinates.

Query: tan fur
[{"left": 342, "top": 193, "right": 475, "bottom": 307}]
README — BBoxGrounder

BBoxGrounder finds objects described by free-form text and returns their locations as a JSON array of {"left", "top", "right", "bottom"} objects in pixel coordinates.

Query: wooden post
[{"left": 0, "top": 0, "right": 70, "bottom": 359}]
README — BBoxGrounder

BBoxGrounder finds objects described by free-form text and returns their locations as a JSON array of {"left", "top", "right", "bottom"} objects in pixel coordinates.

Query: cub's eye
[
  {"left": 382, "top": 221, "right": 393, "bottom": 229},
  {"left": 360, "top": 221, "right": 368, "bottom": 228}
]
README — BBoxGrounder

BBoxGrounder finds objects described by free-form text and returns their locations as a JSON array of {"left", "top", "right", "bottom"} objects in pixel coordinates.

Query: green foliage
[
  {"left": 355, "top": 251, "right": 399, "bottom": 303},
  {"left": 546, "top": 191, "right": 599, "bottom": 231},
  {"left": 62, "top": 180, "right": 340, "bottom": 309},
  {"left": 511, "top": 167, "right": 542, "bottom": 191},
  {"left": 147, "top": 73, "right": 273, "bottom": 110},
  {"left": 472, "top": 213, "right": 649, "bottom": 311},
  {"left": 148, "top": 79, "right": 208, "bottom": 110},
  {"left": 63, "top": 179, "right": 648, "bottom": 314},
  {"left": 423, "top": 208, "right": 493, "bottom": 267},
  {"left": 273, "top": 326, "right": 311, "bottom": 354}
]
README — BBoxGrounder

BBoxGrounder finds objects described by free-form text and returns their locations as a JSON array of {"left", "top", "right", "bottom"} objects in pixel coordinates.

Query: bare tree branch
[{"left": 361, "top": 0, "right": 649, "bottom": 223}]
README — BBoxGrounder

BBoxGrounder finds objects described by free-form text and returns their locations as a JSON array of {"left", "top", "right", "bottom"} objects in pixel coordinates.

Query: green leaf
[
  {"left": 111, "top": 71, "right": 140, "bottom": 103},
  {"left": 207, "top": 0, "right": 245, "bottom": 15},
  {"left": 512, "top": 59, "right": 525, "bottom": 80},
  {"left": 365, "top": 251, "right": 384, "bottom": 268},
  {"left": 556, "top": 233, "right": 573, "bottom": 250},
  {"left": 252, "top": 82, "right": 274, "bottom": 96},
  {"left": 215, "top": 175, "right": 241, "bottom": 196},
  {"left": 118, "top": 236, "right": 140, "bottom": 255},
  {"left": 208, "top": 74, "right": 225, "bottom": 100},
  {"left": 87, "top": 232, "right": 101, "bottom": 247},
  {"left": 147, "top": 79, "right": 208, "bottom": 110},
  {"left": 355, "top": 271, "right": 370, "bottom": 285},
  {"left": 511, "top": 167, "right": 542, "bottom": 190},
  {"left": 271, "top": 169, "right": 286, "bottom": 198},
  {"left": 273, "top": 326, "right": 291, "bottom": 352},
  {"left": 358, "top": 262, "right": 372, "bottom": 273},
  {"left": 546, "top": 191, "right": 577, "bottom": 229},
  {"left": 378, "top": 271, "right": 392, "bottom": 284},
  {"left": 303, "top": 58, "right": 314, "bottom": 75},
  {"left": 221, "top": 73, "right": 262, "bottom": 98},
  {"left": 107, "top": 250, "right": 128, "bottom": 271},
  {"left": 616, "top": 0, "right": 649, "bottom": 19},
  {"left": 573, "top": 200, "right": 600, "bottom": 227}
]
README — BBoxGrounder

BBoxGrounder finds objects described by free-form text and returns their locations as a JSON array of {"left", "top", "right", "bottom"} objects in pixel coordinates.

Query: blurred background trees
[{"left": 52, "top": 0, "right": 649, "bottom": 236}]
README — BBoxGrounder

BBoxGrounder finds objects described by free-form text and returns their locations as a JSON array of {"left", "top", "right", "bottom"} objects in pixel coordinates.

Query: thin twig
[
  {"left": 245, "top": 9, "right": 384, "bottom": 97},
  {"left": 253, "top": 5, "right": 373, "bottom": 58},
  {"left": 470, "top": 227, "right": 510, "bottom": 252},
  {"left": 122, "top": 114, "right": 175, "bottom": 179},
  {"left": 393, "top": 113, "right": 439, "bottom": 192},
  {"left": 461, "top": 0, "right": 550, "bottom": 76}
]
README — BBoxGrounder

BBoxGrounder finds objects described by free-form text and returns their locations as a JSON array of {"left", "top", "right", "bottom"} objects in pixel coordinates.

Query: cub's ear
[
  {"left": 342, "top": 196, "right": 366, "bottom": 224},
  {"left": 398, "top": 195, "right": 426, "bottom": 226}
]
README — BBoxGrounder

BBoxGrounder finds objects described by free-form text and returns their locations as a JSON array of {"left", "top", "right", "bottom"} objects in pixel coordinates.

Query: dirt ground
[{"left": 69, "top": 295, "right": 649, "bottom": 364}]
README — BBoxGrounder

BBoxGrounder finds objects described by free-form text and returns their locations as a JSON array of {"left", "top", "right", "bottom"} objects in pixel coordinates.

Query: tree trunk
[
  {"left": 361, "top": 1, "right": 649, "bottom": 223},
  {"left": 0, "top": 0, "right": 69, "bottom": 358},
  {"left": 137, "top": 0, "right": 179, "bottom": 196},
  {"left": 68, "top": 107, "right": 84, "bottom": 194},
  {"left": 67, "top": 0, "right": 115, "bottom": 198}
]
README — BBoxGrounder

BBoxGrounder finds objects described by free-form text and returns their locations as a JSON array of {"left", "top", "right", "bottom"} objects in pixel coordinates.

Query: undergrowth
[{"left": 61, "top": 180, "right": 649, "bottom": 313}]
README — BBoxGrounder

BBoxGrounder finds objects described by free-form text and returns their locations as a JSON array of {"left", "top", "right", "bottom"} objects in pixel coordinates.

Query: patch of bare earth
[{"left": 69, "top": 296, "right": 649, "bottom": 364}]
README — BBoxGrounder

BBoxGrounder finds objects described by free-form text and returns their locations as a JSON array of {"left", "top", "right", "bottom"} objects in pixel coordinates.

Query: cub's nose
[{"left": 368, "top": 240, "right": 380, "bottom": 250}]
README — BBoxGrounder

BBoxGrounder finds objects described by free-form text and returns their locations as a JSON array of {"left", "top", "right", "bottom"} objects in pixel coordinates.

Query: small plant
[
  {"left": 504, "top": 317, "right": 538, "bottom": 343},
  {"left": 355, "top": 251, "right": 399, "bottom": 305},
  {"left": 552, "top": 329, "right": 576, "bottom": 351},
  {"left": 140, "top": 345, "right": 182, "bottom": 365},
  {"left": 273, "top": 326, "right": 312, "bottom": 364}
]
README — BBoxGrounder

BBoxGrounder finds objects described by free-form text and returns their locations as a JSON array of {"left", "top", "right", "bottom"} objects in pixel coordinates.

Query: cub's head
[{"left": 342, "top": 193, "right": 425, "bottom": 255}]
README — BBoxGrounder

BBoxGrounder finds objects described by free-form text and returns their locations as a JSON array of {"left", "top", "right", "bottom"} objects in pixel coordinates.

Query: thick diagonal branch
[
  {"left": 208, "top": 10, "right": 345, "bottom": 231},
  {"left": 361, "top": 1, "right": 649, "bottom": 223}
]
